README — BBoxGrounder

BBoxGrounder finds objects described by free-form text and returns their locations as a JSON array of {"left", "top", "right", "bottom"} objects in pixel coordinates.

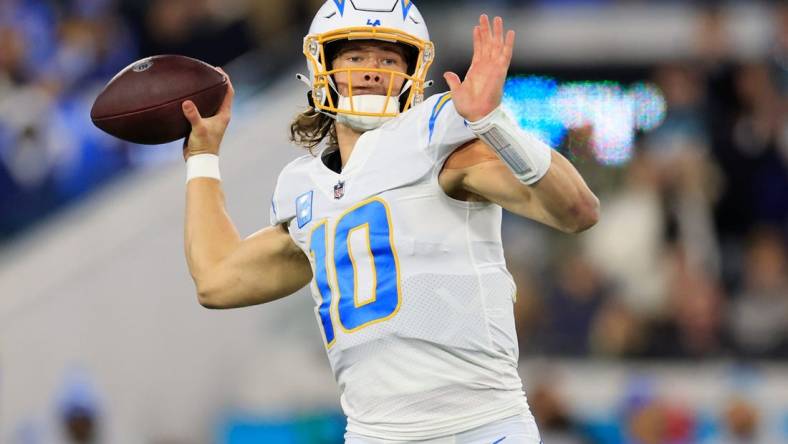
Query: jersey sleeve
[
  {"left": 269, "top": 194, "right": 287, "bottom": 226},
  {"left": 423, "top": 93, "right": 477, "bottom": 163},
  {"left": 269, "top": 170, "right": 292, "bottom": 226},
  {"left": 269, "top": 155, "right": 312, "bottom": 226}
]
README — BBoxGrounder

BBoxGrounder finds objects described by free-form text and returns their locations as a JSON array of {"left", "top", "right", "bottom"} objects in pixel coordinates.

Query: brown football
[{"left": 90, "top": 55, "right": 227, "bottom": 145}]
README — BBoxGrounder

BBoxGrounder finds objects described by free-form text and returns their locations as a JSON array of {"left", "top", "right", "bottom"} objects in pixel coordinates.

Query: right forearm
[
  {"left": 180, "top": 73, "right": 311, "bottom": 307},
  {"left": 184, "top": 178, "right": 241, "bottom": 282}
]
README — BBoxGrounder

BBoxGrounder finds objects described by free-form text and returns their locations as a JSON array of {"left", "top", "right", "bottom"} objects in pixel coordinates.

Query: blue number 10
[{"left": 308, "top": 198, "right": 402, "bottom": 347}]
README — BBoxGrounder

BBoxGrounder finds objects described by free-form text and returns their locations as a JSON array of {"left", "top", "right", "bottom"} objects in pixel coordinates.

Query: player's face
[{"left": 331, "top": 41, "right": 409, "bottom": 97}]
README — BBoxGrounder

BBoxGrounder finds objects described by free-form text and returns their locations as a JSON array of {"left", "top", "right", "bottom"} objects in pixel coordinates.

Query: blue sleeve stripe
[{"left": 428, "top": 93, "right": 453, "bottom": 142}]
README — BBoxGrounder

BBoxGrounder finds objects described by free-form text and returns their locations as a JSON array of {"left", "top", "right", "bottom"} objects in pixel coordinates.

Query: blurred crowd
[
  {"left": 526, "top": 369, "right": 771, "bottom": 444},
  {"left": 0, "top": 0, "right": 323, "bottom": 243},
  {"left": 508, "top": 5, "right": 788, "bottom": 362}
]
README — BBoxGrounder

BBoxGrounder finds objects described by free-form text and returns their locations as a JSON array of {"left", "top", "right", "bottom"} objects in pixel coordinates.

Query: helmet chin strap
[
  {"left": 335, "top": 76, "right": 411, "bottom": 131},
  {"left": 336, "top": 95, "right": 400, "bottom": 131}
]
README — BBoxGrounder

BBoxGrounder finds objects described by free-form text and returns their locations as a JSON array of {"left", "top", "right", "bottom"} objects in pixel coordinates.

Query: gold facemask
[{"left": 304, "top": 27, "right": 435, "bottom": 118}]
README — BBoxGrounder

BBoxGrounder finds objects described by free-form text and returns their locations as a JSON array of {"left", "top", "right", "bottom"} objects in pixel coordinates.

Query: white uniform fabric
[
  {"left": 271, "top": 93, "right": 534, "bottom": 441},
  {"left": 345, "top": 412, "right": 542, "bottom": 444}
]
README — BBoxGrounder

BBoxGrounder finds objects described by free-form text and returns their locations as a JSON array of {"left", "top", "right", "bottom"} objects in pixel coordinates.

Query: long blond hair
[{"left": 289, "top": 106, "right": 337, "bottom": 154}]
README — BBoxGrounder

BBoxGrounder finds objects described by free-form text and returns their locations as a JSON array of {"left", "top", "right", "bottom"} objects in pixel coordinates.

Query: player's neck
[{"left": 335, "top": 121, "right": 364, "bottom": 169}]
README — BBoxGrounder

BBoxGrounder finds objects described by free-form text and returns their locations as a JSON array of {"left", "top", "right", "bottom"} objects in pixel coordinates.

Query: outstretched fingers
[
  {"left": 493, "top": 16, "right": 503, "bottom": 46},
  {"left": 477, "top": 15, "right": 513, "bottom": 61},
  {"left": 479, "top": 14, "right": 491, "bottom": 57},
  {"left": 504, "top": 30, "right": 516, "bottom": 63},
  {"left": 472, "top": 25, "right": 481, "bottom": 64},
  {"left": 450, "top": 14, "right": 516, "bottom": 121}
]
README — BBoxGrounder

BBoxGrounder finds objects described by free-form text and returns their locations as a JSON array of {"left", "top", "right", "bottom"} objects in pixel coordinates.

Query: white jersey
[{"left": 270, "top": 93, "right": 531, "bottom": 440}]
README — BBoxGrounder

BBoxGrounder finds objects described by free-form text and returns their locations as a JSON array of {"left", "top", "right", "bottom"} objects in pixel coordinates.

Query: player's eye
[
  {"left": 348, "top": 55, "right": 364, "bottom": 63},
  {"left": 382, "top": 58, "right": 397, "bottom": 65}
]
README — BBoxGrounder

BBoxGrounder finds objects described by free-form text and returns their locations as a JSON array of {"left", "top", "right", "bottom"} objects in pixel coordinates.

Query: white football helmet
[{"left": 299, "top": 0, "right": 435, "bottom": 130}]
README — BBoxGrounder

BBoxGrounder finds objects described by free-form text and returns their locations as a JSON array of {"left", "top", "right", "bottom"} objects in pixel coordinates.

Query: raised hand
[
  {"left": 182, "top": 67, "right": 235, "bottom": 161},
  {"left": 443, "top": 15, "right": 515, "bottom": 122}
]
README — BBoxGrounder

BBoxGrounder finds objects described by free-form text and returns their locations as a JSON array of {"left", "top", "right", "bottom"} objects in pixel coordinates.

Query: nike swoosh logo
[{"left": 492, "top": 437, "right": 506, "bottom": 444}]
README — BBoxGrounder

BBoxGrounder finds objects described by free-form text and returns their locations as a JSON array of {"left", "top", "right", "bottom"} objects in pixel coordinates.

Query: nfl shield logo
[{"left": 334, "top": 181, "right": 345, "bottom": 200}]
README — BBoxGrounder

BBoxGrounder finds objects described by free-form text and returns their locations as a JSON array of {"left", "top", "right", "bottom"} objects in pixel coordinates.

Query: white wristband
[
  {"left": 468, "top": 106, "right": 552, "bottom": 185},
  {"left": 186, "top": 154, "right": 221, "bottom": 183}
]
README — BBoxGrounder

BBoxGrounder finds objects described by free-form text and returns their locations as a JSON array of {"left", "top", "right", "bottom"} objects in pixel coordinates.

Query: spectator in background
[
  {"left": 584, "top": 151, "right": 668, "bottom": 320},
  {"left": 695, "top": 5, "right": 731, "bottom": 70},
  {"left": 543, "top": 254, "right": 610, "bottom": 356},
  {"left": 0, "top": 19, "right": 54, "bottom": 176},
  {"left": 732, "top": 64, "right": 787, "bottom": 226},
  {"left": 712, "top": 61, "right": 787, "bottom": 242},
  {"left": 728, "top": 227, "right": 788, "bottom": 358},
  {"left": 0, "top": 19, "right": 62, "bottom": 236},
  {"left": 647, "top": 65, "right": 708, "bottom": 162},
  {"left": 770, "top": 4, "right": 788, "bottom": 95},
  {"left": 719, "top": 397, "right": 760, "bottom": 444},
  {"left": 61, "top": 404, "right": 98, "bottom": 444},
  {"left": 646, "top": 64, "right": 721, "bottom": 278},
  {"left": 510, "top": 259, "right": 547, "bottom": 355},
  {"left": 528, "top": 377, "right": 584, "bottom": 444},
  {"left": 0, "top": 25, "right": 29, "bottom": 86},
  {"left": 55, "top": 367, "right": 102, "bottom": 444},
  {"left": 666, "top": 148, "right": 722, "bottom": 277},
  {"left": 645, "top": 245, "right": 728, "bottom": 359},
  {"left": 618, "top": 379, "right": 695, "bottom": 444},
  {"left": 123, "top": 0, "right": 255, "bottom": 67},
  {"left": 588, "top": 296, "right": 644, "bottom": 358}
]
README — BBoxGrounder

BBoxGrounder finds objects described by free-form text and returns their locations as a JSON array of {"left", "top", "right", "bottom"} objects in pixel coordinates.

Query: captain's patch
[{"left": 296, "top": 191, "right": 314, "bottom": 228}]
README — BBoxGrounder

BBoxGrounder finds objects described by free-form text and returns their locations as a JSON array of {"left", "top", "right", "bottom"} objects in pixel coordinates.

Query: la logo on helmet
[{"left": 366, "top": 18, "right": 381, "bottom": 27}]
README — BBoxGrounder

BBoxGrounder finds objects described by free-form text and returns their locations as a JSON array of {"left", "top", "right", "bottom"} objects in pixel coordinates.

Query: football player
[{"left": 182, "top": 1, "right": 599, "bottom": 442}]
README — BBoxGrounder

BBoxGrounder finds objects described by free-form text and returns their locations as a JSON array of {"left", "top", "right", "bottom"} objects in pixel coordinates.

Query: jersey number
[{"left": 308, "top": 198, "right": 401, "bottom": 346}]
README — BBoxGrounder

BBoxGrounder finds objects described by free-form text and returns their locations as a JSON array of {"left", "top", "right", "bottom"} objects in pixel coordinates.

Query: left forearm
[
  {"left": 529, "top": 150, "right": 599, "bottom": 233},
  {"left": 461, "top": 105, "right": 597, "bottom": 233},
  {"left": 443, "top": 12, "right": 599, "bottom": 233},
  {"left": 455, "top": 143, "right": 599, "bottom": 233}
]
